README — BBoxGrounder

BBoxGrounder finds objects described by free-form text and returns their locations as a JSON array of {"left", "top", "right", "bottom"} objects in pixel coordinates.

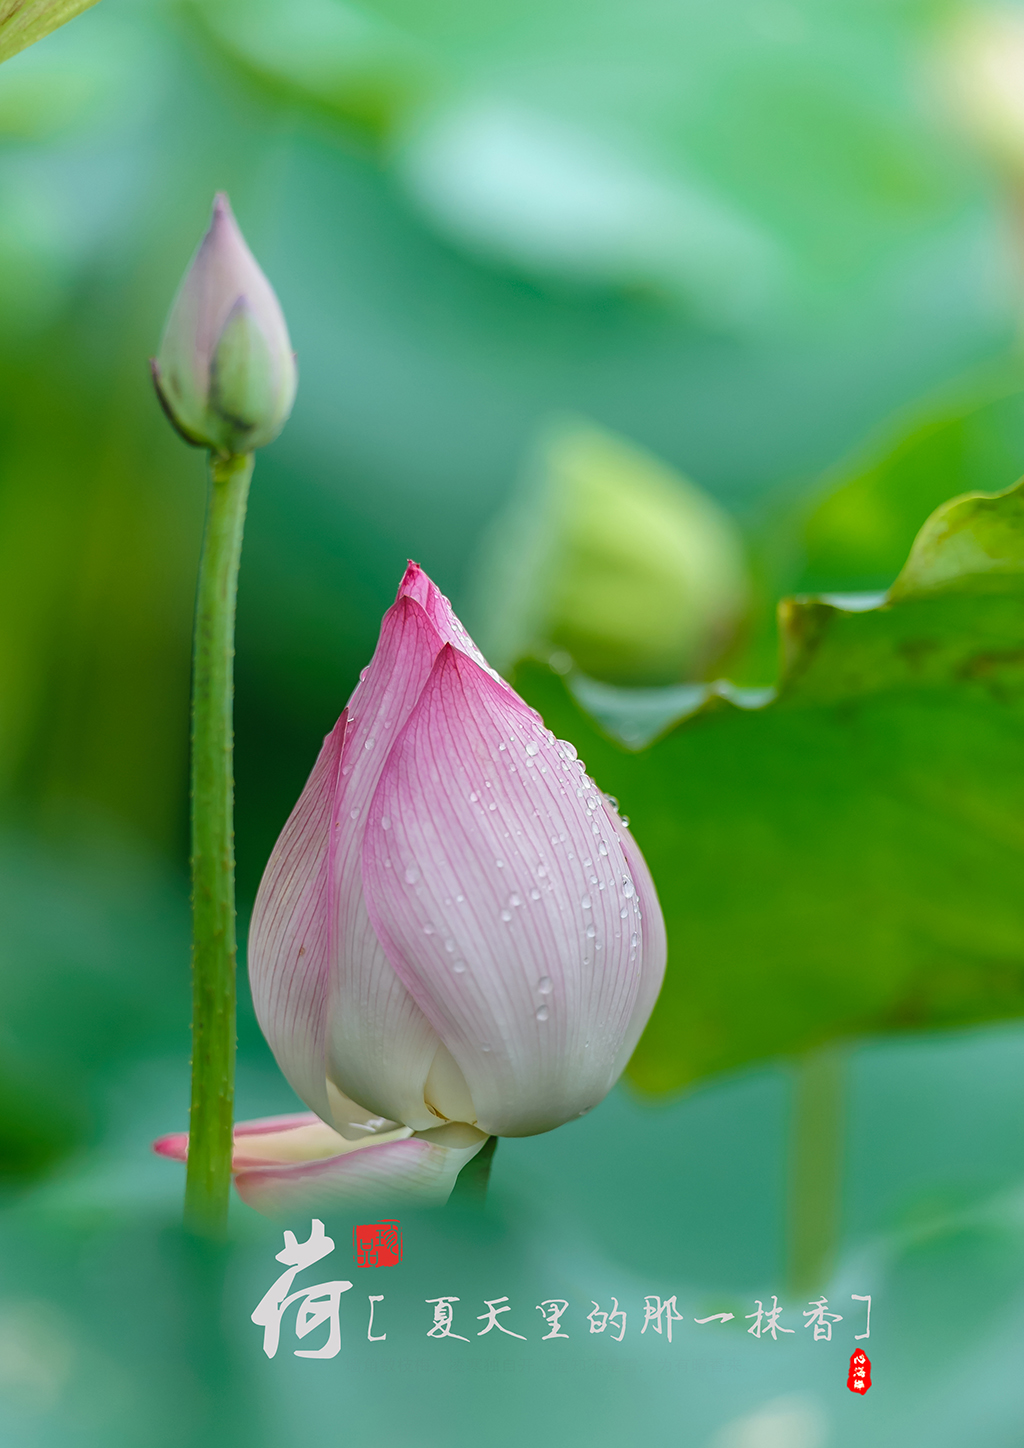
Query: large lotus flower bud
[
  {"left": 157, "top": 564, "right": 666, "bottom": 1214},
  {"left": 152, "top": 193, "right": 297, "bottom": 455}
]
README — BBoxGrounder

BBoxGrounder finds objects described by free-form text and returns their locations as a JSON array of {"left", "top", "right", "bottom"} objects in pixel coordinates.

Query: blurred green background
[{"left": 2, "top": 0, "right": 1024, "bottom": 1443}]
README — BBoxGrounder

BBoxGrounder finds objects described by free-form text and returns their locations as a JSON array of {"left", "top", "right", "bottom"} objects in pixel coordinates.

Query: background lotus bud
[
  {"left": 152, "top": 193, "right": 297, "bottom": 455},
  {"left": 232, "top": 562, "right": 666, "bottom": 1210},
  {"left": 467, "top": 417, "right": 749, "bottom": 686}
]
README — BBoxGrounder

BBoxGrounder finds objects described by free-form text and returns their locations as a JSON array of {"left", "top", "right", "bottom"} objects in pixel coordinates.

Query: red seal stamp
[
  {"left": 353, "top": 1219, "right": 402, "bottom": 1267},
  {"left": 847, "top": 1348, "right": 872, "bottom": 1394}
]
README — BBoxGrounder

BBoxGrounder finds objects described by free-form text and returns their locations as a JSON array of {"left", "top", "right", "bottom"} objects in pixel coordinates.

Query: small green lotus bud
[{"left": 152, "top": 193, "right": 297, "bottom": 455}]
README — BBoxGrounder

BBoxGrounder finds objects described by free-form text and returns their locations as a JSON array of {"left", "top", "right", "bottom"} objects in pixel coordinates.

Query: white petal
[
  {"left": 248, "top": 717, "right": 346, "bottom": 1122},
  {"left": 362, "top": 645, "right": 645, "bottom": 1136},
  {"left": 234, "top": 1125, "right": 488, "bottom": 1216},
  {"left": 325, "top": 594, "right": 448, "bottom": 1129}
]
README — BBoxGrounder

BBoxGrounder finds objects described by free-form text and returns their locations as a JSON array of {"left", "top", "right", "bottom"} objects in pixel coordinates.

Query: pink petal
[
  {"left": 325, "top": 594, "right": 451, "bottom": 1129},
  {"left": 362, "top": 645, "right": 648, "bottom": 1137},
  {"left": 234, "top": 1127, "right": 488, "bottom": 1216},
  {"left": 611, "top": 823, "right": 667, "bottom": 1078},
  {"left": 396, "top": 561, "right": 496, "bottom": 673},
  {"left": 152, "top": 1111, "right": 414, "bottom": 1173},
  {"left": 248, "top": 717, "right": 347, "bottom": 1122}
]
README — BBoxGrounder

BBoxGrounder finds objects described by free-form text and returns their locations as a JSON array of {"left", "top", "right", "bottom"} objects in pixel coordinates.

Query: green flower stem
[
  {"left": 785, "top": 1044, "right": 847, "bottom": 1295},
  {"left": 450, "top": 1136, "right": 498, "bottom": 1206},
  {"left": 184, "top": 450, "right": 253, "bottom": 1237}
]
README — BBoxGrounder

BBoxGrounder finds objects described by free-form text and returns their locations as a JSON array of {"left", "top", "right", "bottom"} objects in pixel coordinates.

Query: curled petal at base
[{"left": 153, "top": 1113, "right": 488, "bottom": 1217}]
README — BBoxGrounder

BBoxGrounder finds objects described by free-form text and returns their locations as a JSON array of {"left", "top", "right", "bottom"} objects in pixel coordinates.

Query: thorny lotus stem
[{"left": 184, "top": 450, "right": 253, "bottom": 1236}]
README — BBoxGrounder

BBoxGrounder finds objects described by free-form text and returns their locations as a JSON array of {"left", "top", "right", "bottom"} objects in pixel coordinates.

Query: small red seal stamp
[
  {"left": 847, "top": 1348, "right": 872, "bottom": 1394},
  {"left": 353, "top": 1219, "right": 402, "bottom": 1267}
]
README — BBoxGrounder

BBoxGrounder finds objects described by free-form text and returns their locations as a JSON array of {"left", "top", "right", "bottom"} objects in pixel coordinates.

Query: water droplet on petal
[
  {"left": 423, "top": 924, "right": 435, "bottom": 935},
  {"left": 530, "top": 888, "right": 541, "bottom": 901},
  {"left": 495, "top": 859, "right": 505, "bottom": 869},
  {"left": 349, "top": 807, "right": 360, "bottom": 819},
  {"left": 598, "top": 842, "right": 608, "bottom": 856},
  {"left": 469, "top": 792, "right": 478, "bottom": 802},
  {"left": 620, "top": 907, "right": 628, "bottom": 919},
  {"left": 453, "top": 960, "right": 466, "bottom": 974},
  {"left": 509, "top": 893, "right": 522, "bottom": 908},
  {"left": 535, "top": 1004, "right": 549, "bottom": 1022},
  {"left": 581, "top": 895, "right": 592, "bottom": 910},
  {"left": 405, "top": 866, "right": 420, "bottom": 884},
  {"left": 622, "top": 878, "right": 635, "bottom": 898},
  {"left": 364, "top": 738, "right": 375, "bottom": 750},
  {"left": 500, "top": 909, "right": 512, "bottom": 922},
  {"left": 525, "top": 741, "right": 539, "bottom": 756},
  {"left": 537, "top": 976, "right": 552, "bottom": 994},
  {"left": 381, "top": 815, "right": 391, "bottom": 830},
  {"left": 586, "top": 925, "right": 596, "bottom": 939},
  {"left": 481, "top": 1042, "right": 491, "bottom": 1052}
]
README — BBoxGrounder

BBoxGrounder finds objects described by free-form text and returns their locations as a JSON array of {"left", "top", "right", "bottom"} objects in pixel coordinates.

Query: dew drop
[
  {"left": 500, "top": 909, "right": 512, "bottom": 922},
  {"left": 537, "top": 976, "right": 552, "bottom": 994},
  {"left": 349, "top": 807, "right": 360, "bottom": 819},
  {"left": 586, "top": 925, "right": 596, "bottom": 939},
  {"left": 481, "top": 1042, "right": 491, "bottom": 1052},
  {"left": 495, "top": 859, "right": 505, "bottom": 869},
  {"left": 537, "top": 865, "right": 547, "bottom": 878},
  {"left": 535, "top": 1004, "right": 549, "bottom": 1022},
  {"left": 622, "top": 878, "right": 635, "bottom": 898},
  {"left": 598, "top": 842, "right": 609, "bottom": 856},
  {"left": 509, "top": 893, "right": 522, "bottom": 908},
  {"left": 620, "top": 907, "right": 628, "bottom": 919},
  {"left": 364, "top": 738, "right": 375, "bottom": 751},
  {"left": 530, "top": 888, "right": 541, "bottom": 901},
  {"left": 488, "top": 802, "right": 497, "bottom": 811},
  {"left": 452, "top": 960, "right": 466, "bottom": 974},
  {"left": 444, "top": 938, "right": 455, "bottom": 952},
  {"left": 630, "top": 933, "right": 638, "bottom": 947},
  {"left": 525, "top": 741, "right": 539, "bottom": 756},
  {"left": 581, "top": 894, "right": 592, "bottom": 910},
  {"left": 405, "top": 866, "right": 420, "bottom": 884},
  {"left": 423, "top": 924, "right": 435, "bottom": 935},
  {"left": 381, "top": 815, "right": 391, "bottom": 830},
  {"left": 586, "top": 795, "right": 599, "bottom": 810},
  {"left": 359, "top": 667, "right": 368, "bottom": 680},
  {"left": 469, "top": 792, "right": 478, "bottom": 803}
]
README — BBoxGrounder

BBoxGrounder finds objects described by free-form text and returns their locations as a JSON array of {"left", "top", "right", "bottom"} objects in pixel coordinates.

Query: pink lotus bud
[
  {"left": 219, "top": 563, "right": 666, "bottom": 1210},
  {"left": 152, "top": 193, "right": 296, "bottom": 455}
]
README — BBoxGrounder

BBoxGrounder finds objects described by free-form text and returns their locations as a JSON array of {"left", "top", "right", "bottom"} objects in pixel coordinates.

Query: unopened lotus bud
[{"left": 152, "top": 193, "right": 297, "bottom": 455}]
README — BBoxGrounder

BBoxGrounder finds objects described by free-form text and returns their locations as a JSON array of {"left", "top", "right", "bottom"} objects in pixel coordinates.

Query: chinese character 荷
[{"left": 251, "top": 1220, "right": 353, "bottom": 1360}]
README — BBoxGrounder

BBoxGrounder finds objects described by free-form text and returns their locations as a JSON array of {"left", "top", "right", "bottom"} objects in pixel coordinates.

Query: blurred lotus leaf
[
  {"left": 470, "top": 418, "right": 749, "bottom": 686},
  {"left": 195, "top": 0, "right": 976, "bottom": 324},
  {"left": 513, "top": 473, "right": 1024, "bottom": 1093},
  {"left": 799, "top": 366, "right": 1024, "bottom": 595},
  {"left": 0, "top": 0, "right": 99, "bottom": 64}
]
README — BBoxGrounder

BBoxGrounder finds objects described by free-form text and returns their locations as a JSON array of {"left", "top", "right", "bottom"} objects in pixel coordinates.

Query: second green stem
[{"left": 184, "top": 450, "right": 253, "bottom": 1237}]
